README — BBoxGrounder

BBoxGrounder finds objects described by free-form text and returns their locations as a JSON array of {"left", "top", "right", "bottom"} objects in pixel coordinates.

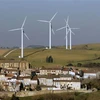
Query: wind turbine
[
  {"left": 57, "top": 16, "right": 79, "bottom": 50},
  {"left": 37, "top": 12, "right": 57, "bottom": 49},
  {"left": 67, "top": 23, "right": 79, "bottom": 50},
  {"left": 9, "top": 16, "right": 29, "bottom": 58},
  {"left": 56, "top": 16, "right": 69, "bottom": 49}
]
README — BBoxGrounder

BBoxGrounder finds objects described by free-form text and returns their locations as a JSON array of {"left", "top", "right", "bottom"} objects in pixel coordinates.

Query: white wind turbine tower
[
  {"left": 67, "top": 17, "right": 79, "bottom": 50},
  {"left": 9, "top": 16, "right": 29, "bottom": 58},
  {"left": 38, "top": 12, "right": 58, "bottom": 49},
  {"left": 56, "top": 16, "right": 69, "bottom": 49}
]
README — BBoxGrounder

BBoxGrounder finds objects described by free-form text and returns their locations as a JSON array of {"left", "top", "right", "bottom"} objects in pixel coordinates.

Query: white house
[
  {"left": 59, "top": 74, "right": 72, "bottom": 80},
  {"left": 53, "top": 79, "right": 81, "bottom": 90},
  {"left": 30, "top": 76, "right": 38, "bottom": 85},
  {"left": 39, "top": 67, "right": 62, "bottom": 75},
  {"left": 38, "top": 75, "right": 54, "bottom": 86},
  {"left": 69, "top": 71, "right": 75, "bottom": 76},
  {"left": 83, "top": 70, "right": 96, "bottom": 79}
]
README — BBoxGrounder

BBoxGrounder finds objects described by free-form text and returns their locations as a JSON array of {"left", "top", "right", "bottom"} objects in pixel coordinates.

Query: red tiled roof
[
  {"left": 38, "top": 75, "right": 60, "bottom": 79},
  {"left": 17, "top": 76, "right": 30, "bottom": 80},
  {"left": 83, "top": 70, "right": 97, "bottom": 73},
  {"left": 62, "top": 68, "right": 69, "bottom": 71},
  {"left": 53, "top": 79, "right": 80, "bottom": 82},
  {"left": 16, "top": 81, "right": 21, "bottom": 85},
  {"left": 5, "top": 69, "right": 17, "bottom": 71},
  {"left": 31, "top": 76, "right": 38, "bottom": 80},
  {"left": 40, "top": 67, "right": 62, "bottom": 70},
  {"left": 5, "top": 74, "right": 14, "bottom": 77}
]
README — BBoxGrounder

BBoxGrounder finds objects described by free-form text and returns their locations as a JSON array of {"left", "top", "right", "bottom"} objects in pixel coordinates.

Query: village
[{"left": 0, "top": 59, "right": 99, "bottom": 92}]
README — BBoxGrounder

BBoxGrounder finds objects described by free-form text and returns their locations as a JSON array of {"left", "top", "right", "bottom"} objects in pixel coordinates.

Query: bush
[
  {"left": 11, "top": 94, "right": 19, "bottom": 100},
  {"left": 35, "top": 85, "right": 41, "bottom": 91},
  {"left": 66, "top": 63, "right": 73, "bottom": 66},
  {"left": 77, "top": 63, "right": 82, "bottom": 67}
]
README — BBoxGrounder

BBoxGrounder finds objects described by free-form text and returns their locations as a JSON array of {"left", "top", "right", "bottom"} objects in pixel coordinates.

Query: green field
[{"left": 1, "top": 43, "right": 100, "bottom": 67}]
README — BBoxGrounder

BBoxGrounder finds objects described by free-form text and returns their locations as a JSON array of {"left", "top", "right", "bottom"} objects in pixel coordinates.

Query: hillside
[
  {"left": 0, "top": 49, "right": 9, "bottom": 56},
  {"left": 1, "top": 43, "right": 100, "bottom": 67}
]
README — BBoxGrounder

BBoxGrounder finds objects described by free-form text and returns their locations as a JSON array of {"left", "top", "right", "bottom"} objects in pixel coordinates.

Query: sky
[{"left": 0, "top": 0, "right": 100, "bottom": 47}]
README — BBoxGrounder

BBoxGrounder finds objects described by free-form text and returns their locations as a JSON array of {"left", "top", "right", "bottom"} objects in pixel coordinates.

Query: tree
[
  {"left": 19, "top": 82, "right": 24, "bottom": 91},
  {"left": 11, "top": 94, "right": 19, "bottom": 100},
  {"left": 66, "top": 63, "right": 73, "bottom": 66},
  {"left": 35, "top": 85, "right": 41, "bottom": 91},
  {"left": 90, "top": 79, "right": 100, "bottom": 90},
  {"left": 79, "top": 70, "right": 84, "bottom": 77},
  {"left": 46, "top": 56, "right": 53, "bottom": 63},
  {"left": 77, "top": 63, "right": 82, "bottom": 67},
  {"left": 31, "top": 71, "right": 36, "bottom": 79},
  {"left": 29, "top": 63, "right": 32, "bottom": 69},
  {"left": 49, "top": 56, "right": 53, "bottom": 63}
]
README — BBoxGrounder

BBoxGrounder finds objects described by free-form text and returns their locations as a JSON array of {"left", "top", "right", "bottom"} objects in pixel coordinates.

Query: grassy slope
[
  {"left": 2, "top": 43, "right": 100, "bottom": 67},
  {"left": 0, "top": 49, "right": 9, "bottom": 56}
]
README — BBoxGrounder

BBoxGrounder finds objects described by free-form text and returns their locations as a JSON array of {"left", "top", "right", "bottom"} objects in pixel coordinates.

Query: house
[
  {"left": 5, "top": 73, "right": 14, "bottom": 79},
  {"left": 38, "top": 75, "right": 53, "bottom": 86},
  {"left": 38, "top": 74, "right": 80, "bottom": 90},
  {"left": 30, "top": 76, "right": 38, "bottom": 85},
  {"left": 1, "top": 80, "right": 21, "bottom": 92},
  {"left": 53, "top": 79, "right": 81, "bottom": 90},
  {"left": 61, "top": 68, "right": 69, "bottom": 75},
  {"left": 0, "top": 73, "right": 6, "bottom": 81},
  {"left": 83, "top": 70, "right": 97, "bottom": 79},
  {"left": 39, "top": 67, "right": 62, "bottom": 75},
  {"left": 23, "top": 76, "right": 31, "bottom": 85},
  {"left": 69, "top": 70, "right": 75, "bottom": 76},
  {"left": 0, "top": 59, "right": 29, "bottom": 71},
  {"left": 59, "top": 74, "right": 72, "bottom": 80},
  {"left": 96, "top": 71, "right": 100, "bottom": 79},
  {"left": 38, "top": 75, "right": 60, "bottom": 86},
  {"left": 4, "top": 68, "right": 18, "bottom": 75}
]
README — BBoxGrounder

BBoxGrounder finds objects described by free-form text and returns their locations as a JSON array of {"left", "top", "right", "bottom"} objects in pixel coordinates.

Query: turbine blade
[
  {"left": 50, "top": 12, "right": 58, "bottom": 22},
  {"left": 67, "top": 16, "right": 69, "bottom": 24},
  {"left": 66, "top": 16, "right": 70, "bottom": 27},
  {"left": 71, "top": 28, "right": 80, "bottom": 29},
  {"left": 37, "top": 20, "right": 49, "bottom": 23},
  {"left": 52, "top": 29, "right": 55, "bottom": 35},
  {"left": 56, "top": 26, "right": 66, "bottom": 31},
  {"left": 21, "top": 16, "right": 27, "bottom": 28},
  {"left": 64, "top": 19, "right": 67, "bottom": 23},
  {"left": 71, "top": 30, "right": 75, "bottom": 35},
  {"left": 9, "top": 28, "right": 21, "bottom": 31},
  {"left": 24, "top": 33, "right": 30, "bottom": 40}
]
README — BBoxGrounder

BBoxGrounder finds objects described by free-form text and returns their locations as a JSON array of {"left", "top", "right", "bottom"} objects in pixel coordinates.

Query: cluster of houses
[{"left": 0, "top": 59, "right": 100, "bottom": 92}]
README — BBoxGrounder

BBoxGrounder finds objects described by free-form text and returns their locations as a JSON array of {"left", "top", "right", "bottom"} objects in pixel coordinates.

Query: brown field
[{"left": 0, "top": 49, "right": 9, "bottom": 56}]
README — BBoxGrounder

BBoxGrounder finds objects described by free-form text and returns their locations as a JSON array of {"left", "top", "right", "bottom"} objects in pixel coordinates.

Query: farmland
[{"left": 1, "top": 43, "right": 100, "bottom": 67}]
